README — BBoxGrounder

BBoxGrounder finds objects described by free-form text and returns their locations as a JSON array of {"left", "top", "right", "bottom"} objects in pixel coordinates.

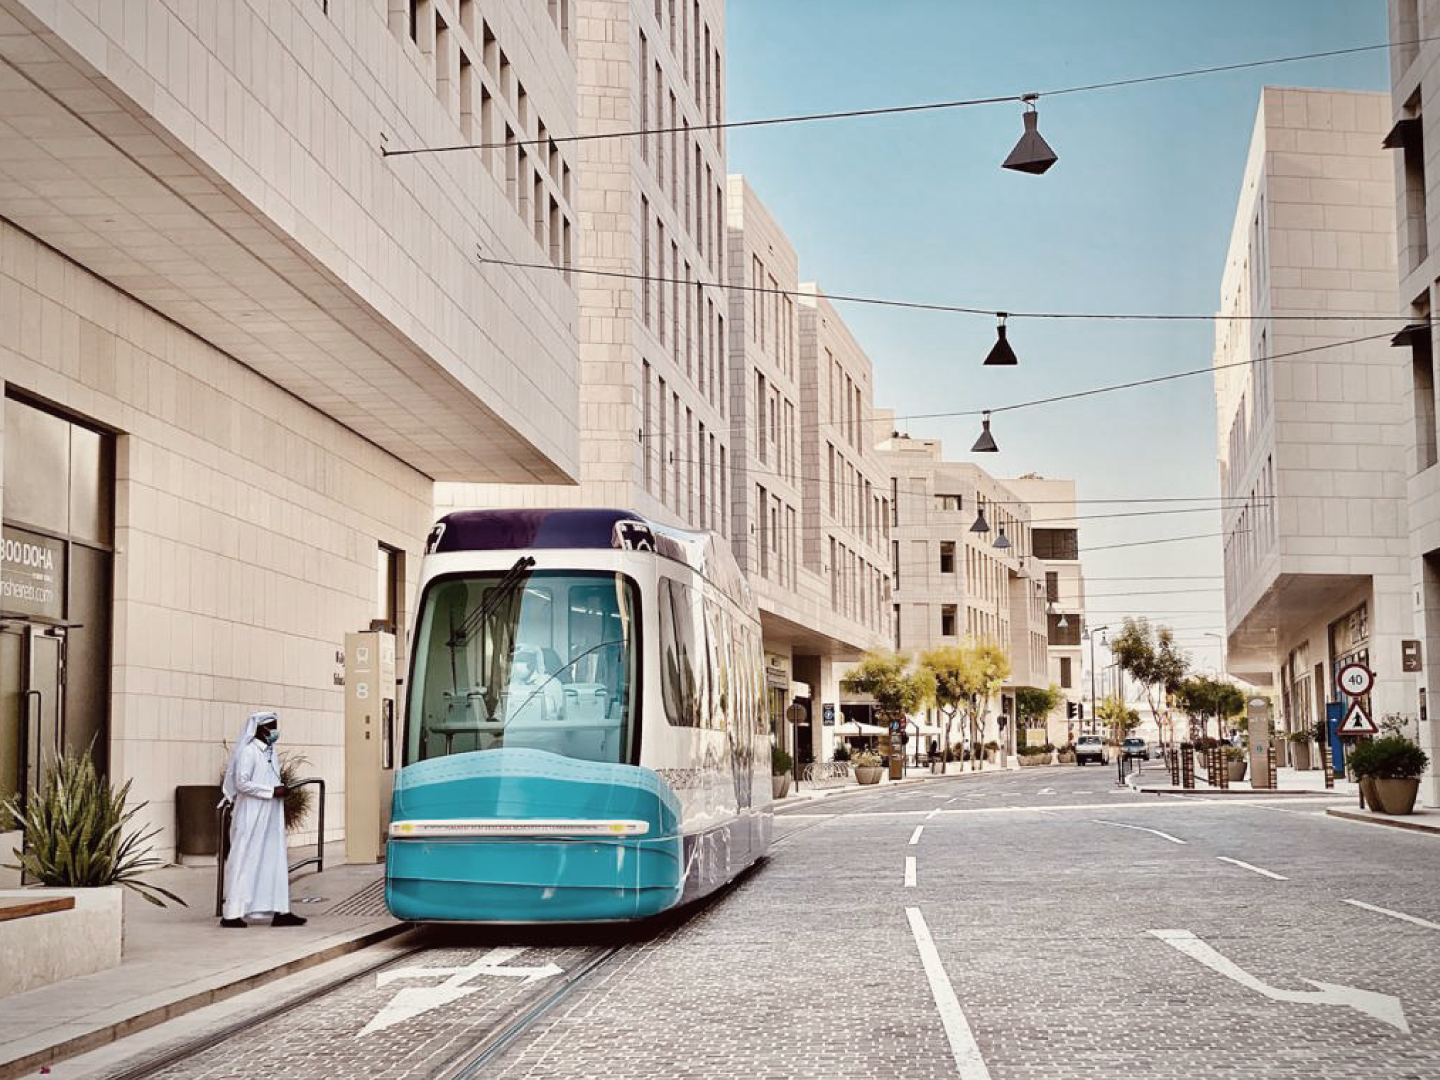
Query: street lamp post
[{"left": 1083, "top": 623, "right": 1110, "bottom": 740}]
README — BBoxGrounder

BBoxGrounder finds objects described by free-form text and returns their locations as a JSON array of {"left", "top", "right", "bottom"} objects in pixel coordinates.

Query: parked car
[
  {"left": 1121, "top": 737, "right": 1149, "bottom": 761},
  {"left": 1075, "top": 735, "right": 1107, "bottom": 765}
]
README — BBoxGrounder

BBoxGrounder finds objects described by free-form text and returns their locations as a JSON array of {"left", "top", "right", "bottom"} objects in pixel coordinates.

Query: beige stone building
[
  {"left": 876, "top": 425, "right": 1055, "bottom": 754},
  {"left": 1388, "top": 2, "right": 1440, "bottom": 806},
  {"left": 1215, "top": 86, "right": 1414, "bottom": 775},
  {"left": 0, "top": 0, "right": 581, "bottom": 861}
]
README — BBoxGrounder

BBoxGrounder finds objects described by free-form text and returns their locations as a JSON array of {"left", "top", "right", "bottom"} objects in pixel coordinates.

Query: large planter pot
[
  {"left": 1290, "top": 741, "right": 1312, "bottom": 771},
  {"left": 771, "top": 775, "right": 791, "bottom": 799},
  {"left": 1372, "top": 777, "right": 1421, "bottom": 815},
  {"left": 1226, "top": 760, "right": 1248, "bottom": 782},
  {"left": 1017, "top": 754, "right": 1047, "bottom": 767},
  {"left": 176, "top": 784, "right": 224, "bottom": 856},
  {"left": 0, "top": 886, "right": 123, "bottom": 997},
  {"left": 855, "top": 766, "right": 884, "bottom": 785},
  {"left": 1056, "top": 752, "right": 1076, "bottom": 765},
  {"left": 1359, "top": 776, "right": 1378, "bottom": 810}
]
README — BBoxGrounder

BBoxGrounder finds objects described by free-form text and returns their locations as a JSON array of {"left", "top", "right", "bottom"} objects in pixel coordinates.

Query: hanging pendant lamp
[
  {"left": 1002, "top": 95, "right": 1059, "bottom": 175},
  {"left": 984, "top": 313, "right": 1018, "bottom": 366},
  {"left": 994, "top": 527, "right": 1012, "bottom": 551},
  {"left": 971, "top": 410, "right": 999, "bottom": 453},
  {"left": 970, "top": 508, "right": 991, "bottom": 534}
]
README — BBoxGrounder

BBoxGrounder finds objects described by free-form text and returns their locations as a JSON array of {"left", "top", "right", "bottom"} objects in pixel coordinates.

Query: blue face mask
[{"left": 259, "top": 727, "right": 280, "bottom": 746}]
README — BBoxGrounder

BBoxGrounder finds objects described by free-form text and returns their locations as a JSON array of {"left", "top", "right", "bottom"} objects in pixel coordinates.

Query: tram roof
[{"left": 426, "top": 508, "right": 749, "bottom": 604}]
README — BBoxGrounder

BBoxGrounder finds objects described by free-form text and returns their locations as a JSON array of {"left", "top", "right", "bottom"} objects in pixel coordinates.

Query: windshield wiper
[{"left": 447, "top": 556, "right": 536, "bottom": 648}]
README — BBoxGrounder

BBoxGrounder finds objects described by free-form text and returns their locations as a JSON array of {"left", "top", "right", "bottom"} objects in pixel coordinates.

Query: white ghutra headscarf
[{"left": 220, "top": 711, "right": 277, "bottom": 805}]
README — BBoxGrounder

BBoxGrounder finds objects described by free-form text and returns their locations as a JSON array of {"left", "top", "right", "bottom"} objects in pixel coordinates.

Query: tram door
[{"left": 0, "top": 623, "right": 65, "bottom": 816}]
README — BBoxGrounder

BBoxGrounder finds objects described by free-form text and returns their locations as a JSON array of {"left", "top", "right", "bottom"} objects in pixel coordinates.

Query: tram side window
[{"left": 660, "top": 577, "right": 702, "bottom": 726}]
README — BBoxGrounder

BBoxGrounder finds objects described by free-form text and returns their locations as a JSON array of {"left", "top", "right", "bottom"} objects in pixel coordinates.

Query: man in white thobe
[{"left": 219, "top": 711, "right": 307, "bottom": 928}]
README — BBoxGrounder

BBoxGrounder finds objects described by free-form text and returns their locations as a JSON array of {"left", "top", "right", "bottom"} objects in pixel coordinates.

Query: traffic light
[
  {"left": 1078, "top": 702, "right": 1085, "bottom": 720},
  {"left": 1066, "top": 701, "right": 1078, "bottom": 720}
]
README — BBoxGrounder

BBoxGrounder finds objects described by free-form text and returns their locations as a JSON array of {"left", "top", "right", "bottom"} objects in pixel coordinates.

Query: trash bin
[{"left": 175, "top": 785, "right": 223, "bottom": 856}]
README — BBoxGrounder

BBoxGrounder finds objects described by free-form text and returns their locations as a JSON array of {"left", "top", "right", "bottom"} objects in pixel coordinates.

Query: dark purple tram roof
[{"left": 424, "top": 508, "right": 751, "bottom": 608}]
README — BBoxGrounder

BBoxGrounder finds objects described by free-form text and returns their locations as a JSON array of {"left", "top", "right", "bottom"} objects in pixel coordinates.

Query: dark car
[
  {"left": 1121, "top": 737, "right": 1149, "bottom": 761},
  {"left": 1075, "top": 735, "right": 1107, "bottom": 765}
]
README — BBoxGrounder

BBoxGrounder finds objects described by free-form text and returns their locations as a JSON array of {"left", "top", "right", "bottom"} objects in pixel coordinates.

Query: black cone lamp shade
[
  {"left": 971, "top": 411, "right": 999, "bottom": 453},
  {"left": 1002, "top": 102, "right": 1058, "bottom": 175},
  {"left": 994, "top": 527, "right": 1012, "bottom": 551},
  {"left": 984, "top": 317, "right": 1018, "bottom": 366},
  {"left": 971, "top": 508, "right": 991, "bottom": 534}
]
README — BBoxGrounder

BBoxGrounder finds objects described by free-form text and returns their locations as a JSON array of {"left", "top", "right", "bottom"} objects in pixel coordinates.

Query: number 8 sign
[{"left": 1336, "top": 662, "right": 1374, "bottom": 698}]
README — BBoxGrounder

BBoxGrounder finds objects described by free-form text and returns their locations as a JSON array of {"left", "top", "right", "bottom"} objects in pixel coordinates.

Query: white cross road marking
[
  {"left": 909, "top": 825, "right": 924, "bottom": 845},
  {"left": 1216, "top": 856, "right": 1287, "bottom": 880},
  {"left": 904, "top": 856, "right": 917, "bottom": 887},
  {"left": 358, "top": 948, "right": 563, "bottom": 1036},
  {"left": 906, "top": 908, "right": 993, "bottom": 1079},
  {"left": 1150, "top": 929, "right": 1409, "bottom": 1033},
  {"left": 1341, "top": 899, "right": 1440, "bottom": 932},
  {"left": 1091, "top": 820, "right": 1188, "bottom": 845}
]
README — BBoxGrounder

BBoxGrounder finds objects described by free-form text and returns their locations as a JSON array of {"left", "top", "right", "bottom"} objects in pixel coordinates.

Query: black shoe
[
  {"left": 220, "top": 917, "right": 247, "bottom": 928},
  {"left": 272, "top": 912, "right": 308, "bottom": 927}
]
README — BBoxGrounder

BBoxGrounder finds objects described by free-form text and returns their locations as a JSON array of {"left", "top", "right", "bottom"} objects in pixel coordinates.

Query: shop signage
[
  {"left": 1402, "top": 639, "right": 1423, "bottom": 673},
  {"left": 822, "top": 703, "right": 836, "bottom": 726},
  {"left": 0, "top": 526, "right": 64, "bottom": 620},
  {"left": 764, "top": 652, "right": 789, "bottom": 687}
]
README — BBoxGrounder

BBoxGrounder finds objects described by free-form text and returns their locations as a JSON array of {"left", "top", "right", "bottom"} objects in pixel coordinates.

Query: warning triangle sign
[{"left": 1339, "top": 700, "right": 1379, "bottom": 736}]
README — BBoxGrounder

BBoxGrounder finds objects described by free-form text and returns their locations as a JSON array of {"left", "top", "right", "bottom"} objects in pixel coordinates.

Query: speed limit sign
[{"left": 1336, "top": 662, "right": 1374, "bottom": 697}]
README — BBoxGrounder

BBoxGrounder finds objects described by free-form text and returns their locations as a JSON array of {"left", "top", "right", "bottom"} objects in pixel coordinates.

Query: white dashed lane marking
[
  {"left": 904, "top": 856, "right": 917, "bottom": 887},
  {"left": 1341, "top": 898, "right": 1440, "bottom": 932},
  {"left": 909, "top": 825, "right": 924, "bottom": 845},
  {"left": 1217, "top": 856, "right": 1287, "bottom": 880}
]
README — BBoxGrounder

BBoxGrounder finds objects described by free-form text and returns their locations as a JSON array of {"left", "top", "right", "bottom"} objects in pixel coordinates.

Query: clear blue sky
[{"left": 725, "top": 0, "right": 1391, "bottom": 670}]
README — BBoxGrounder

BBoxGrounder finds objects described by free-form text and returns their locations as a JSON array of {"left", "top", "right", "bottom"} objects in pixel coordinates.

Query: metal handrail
[
  {"left": 803, "top": 762, "right": 853, "bottom": 787},
  {"left": 214, "top": 776, "right": 327, "bottom": 918}
]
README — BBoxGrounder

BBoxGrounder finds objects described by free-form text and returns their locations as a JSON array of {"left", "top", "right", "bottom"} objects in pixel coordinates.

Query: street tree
[
  {"left": 840, "top": 651, "right": 934, "bottom": 761},
  {"left": 1096, "top": 693, "right": 1140, "bottom": 742},
  {"left": 1108, "top": 617, "right": 1189, "bottom": 750},
  {"left": 919, "top": 639, "right": 1010, "bottom": 771},
  {"left": 1014, "top": 684, "right": 1062, "bottom": 749},
  {"left": 1174, "top": 675, "right": 1246, "bottom": 741}
]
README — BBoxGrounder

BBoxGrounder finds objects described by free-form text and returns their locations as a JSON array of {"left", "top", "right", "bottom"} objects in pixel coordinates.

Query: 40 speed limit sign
[{"left": 1336, "top": 662, "right": 1374, "bottom": 698}]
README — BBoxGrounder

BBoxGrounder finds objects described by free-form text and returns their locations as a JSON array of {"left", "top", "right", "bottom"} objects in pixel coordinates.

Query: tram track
[{"left": 99, "top": 796, "right": 896, "bottom": 1080}]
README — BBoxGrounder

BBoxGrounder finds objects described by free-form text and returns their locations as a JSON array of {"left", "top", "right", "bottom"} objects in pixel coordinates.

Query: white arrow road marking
[
  {"left": 909, "top": 826, "right": 925, "bottom": 845},
  {"left": 1216, "top": 856, "right": 1287, "bottom": 880},
  {"left": 904, "top": 856, "right": 917, "bottom": 887},
  {"left": 1036, "top": 787, "right": 1055, "bottom": 795},
  {"left": 1150, "top": 929, "right": 1409, "bottom": 1033},
  {"left": 906, "top": 908, "right": 992, "bottom": 1080},
  {"left": 359, "top": 948, "right": 563, "bottom": 1036},
  {"left": 1341, "top": 899, "right": 1440, "bottom": 932},
  {"left": 1091, "top": 820, "right": 1188, "bottom": 845}
]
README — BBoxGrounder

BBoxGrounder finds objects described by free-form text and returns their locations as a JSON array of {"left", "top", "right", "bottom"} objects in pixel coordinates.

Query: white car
[{"left": 1075, "top": 735, "right": 1107, "bottom": 765}]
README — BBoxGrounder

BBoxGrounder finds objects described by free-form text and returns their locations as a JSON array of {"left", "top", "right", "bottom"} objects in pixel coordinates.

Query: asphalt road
[{"left": 69, "top": 764, "right": 1440, "bottom": 1080}]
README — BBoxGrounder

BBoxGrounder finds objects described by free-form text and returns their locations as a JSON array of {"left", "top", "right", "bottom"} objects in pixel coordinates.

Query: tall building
[
  {"left": 0, "top": 0, "right": 581, "bottom": 861},
  {"left": 876, "top": 425, "right": 1054, "bottom": 753},
  {"left": 441, "top": 0, "right": 729, "bottom": 532},
  {"left": 1002, "top": 475, "right": 1086, "bottom": 744},
  {"left": 1215, "top": 87, "right": 1413, "bottom": 771},
  {"left": 1388, "top": 3, "right": 1440, "bottom": 805},
  {"left": 725, "top": 177, "right": 891, "bottom": 765}
]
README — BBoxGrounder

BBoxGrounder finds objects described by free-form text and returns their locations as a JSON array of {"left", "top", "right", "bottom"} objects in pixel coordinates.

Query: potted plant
[
  {"left": 853, "top": 750, "right": 884, "bottom": 785},
  {"left": 1224, "top": 745, "right": 1248, "bottom": 782},
  {"left": 982, "top": 740, "right": 1000, "bottom": 764},
  {"left": 1056, "top": 743, "right": 1076, "bottom": 764},
  {"left": 1348, "top": 736, "right": 1430, "bottom": 815},
  {"left": 1017, "top": 743, "right": 1049, "bottom": 767},
  {"left": 771, "top": 747, "right": 794, "bottom": 799},
  {"left": 831, "top": 743, "right": 852, "bottom": 765},
  {"left": 1286, "top": 729, "right": 1313, "bottom": 771},
  {"left": 2, "top": 749, "right": 184, "bottom": 907}
]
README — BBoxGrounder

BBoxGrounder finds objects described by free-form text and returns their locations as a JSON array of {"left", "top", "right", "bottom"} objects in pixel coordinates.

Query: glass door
[{"left": 0, "top": 623, "right": 64, "bottom": 818}]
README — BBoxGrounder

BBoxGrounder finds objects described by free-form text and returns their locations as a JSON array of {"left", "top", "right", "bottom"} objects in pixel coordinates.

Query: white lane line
[
  {"left": 926, "top": 807, "right": 942, "bottom": 819},
  {"left": 1341, "top": 898, "right": 1440, "bottom": 932},
  {"left": 904, "top": 856, "right": 917, "bottom": 887},
  {"left": 1216, "top": 856, "right": 1288, "bottom": 880},
  {"left": 1091, "top": 819, "right": 1187, "bottom": 845},
  {"left": 905, "top": 908, "right": 992, "bottom": 1080},
  {"left": 909, "top": 825, "right": 925, "bottom": 845}
]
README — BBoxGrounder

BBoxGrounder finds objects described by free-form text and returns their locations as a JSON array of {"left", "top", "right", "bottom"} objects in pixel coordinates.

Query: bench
[{"left": 0, "top": 895, "right": 76, "bottom": 923}]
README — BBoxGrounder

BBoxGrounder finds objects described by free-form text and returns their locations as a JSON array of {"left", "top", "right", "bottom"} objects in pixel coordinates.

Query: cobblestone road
[{"left": 71, "top": 765, "right": 1440, "bottom": 1079}]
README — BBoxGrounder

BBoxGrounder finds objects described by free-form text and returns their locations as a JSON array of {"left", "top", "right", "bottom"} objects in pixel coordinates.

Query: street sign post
[
  {"left": 1402, "top": 639, "right": 1423, "bottom": 673},
  {"left": 1337, "top": 700, "right": 1378, "bottom": 736},
  {"left": 1336, "top": 663, "right": 1374, "bottom": 698}
]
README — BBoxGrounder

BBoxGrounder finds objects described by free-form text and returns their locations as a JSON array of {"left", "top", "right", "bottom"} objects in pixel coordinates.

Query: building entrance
[{"left": 0, "top": 622, "right": 64, "bottom": 814}]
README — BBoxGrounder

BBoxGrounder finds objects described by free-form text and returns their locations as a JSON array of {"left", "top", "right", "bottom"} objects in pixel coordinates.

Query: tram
[{"left": 385, "top": 508, "right": 773, "bottom": 923}]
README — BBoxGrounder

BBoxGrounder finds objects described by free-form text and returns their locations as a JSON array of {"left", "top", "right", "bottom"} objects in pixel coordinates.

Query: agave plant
[{"left": 0, "top": 750, "right": 185, "bottom": 907}]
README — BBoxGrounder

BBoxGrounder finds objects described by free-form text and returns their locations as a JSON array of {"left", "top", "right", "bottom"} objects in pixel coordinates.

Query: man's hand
[{"left": 273, "top": 785, "right": 288, "bottom": 798}]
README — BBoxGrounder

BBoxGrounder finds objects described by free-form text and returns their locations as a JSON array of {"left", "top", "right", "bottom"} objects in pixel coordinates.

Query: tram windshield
[{"left": 405, "top": 570, "right": 640, "bottom": 765}]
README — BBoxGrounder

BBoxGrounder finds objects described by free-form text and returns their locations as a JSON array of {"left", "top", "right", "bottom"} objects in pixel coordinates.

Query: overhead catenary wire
[{"left": 383, "top": 34, "right": 1440, "bottom": 158}]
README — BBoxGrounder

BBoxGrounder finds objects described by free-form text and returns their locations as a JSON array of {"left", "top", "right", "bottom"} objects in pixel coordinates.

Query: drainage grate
[{"left": 328, "top": 878, "right": 389, "bottom": 917}]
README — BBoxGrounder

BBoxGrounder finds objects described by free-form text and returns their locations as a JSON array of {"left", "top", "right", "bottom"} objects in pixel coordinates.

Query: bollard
[{"left": 1180, "top": 742, "right": 1195, "bottom": 789}]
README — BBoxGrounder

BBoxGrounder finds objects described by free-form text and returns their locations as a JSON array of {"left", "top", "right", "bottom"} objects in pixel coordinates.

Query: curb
[
  {"left": 0, "top": 921, "right": 410, "bottom": 1080},
  {"left": 1325, "top": 807, "right": 1440, "bottom": 835}
]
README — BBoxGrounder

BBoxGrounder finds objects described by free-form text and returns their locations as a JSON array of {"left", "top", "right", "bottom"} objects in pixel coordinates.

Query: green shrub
[
  {"left": 1347, "top": 736, "right": 1429, "bottom": 780},
  {"left": 1223, "top": 746, "right": 1246, "bottom": 762},
  {"left": 831, "top": 743, "right": 852, "bottom": 762},
  {"left": 1, "top": 749, "right": 184, "bottom": 907},
  {"left": 1018, "top": 744, "right": 1048, "bottom": 756},
  {"left": 852, "top": 749, "right": 883, "bottom": 768},
  {"left": 1286, "top": 729, "right": 1312, "bottom": 744},
  {"left": 771, "top": 746, "right": 794, "bottom": 776},
  {"left": 983, "top": 740, "right": 1000, "bottom": 752}
]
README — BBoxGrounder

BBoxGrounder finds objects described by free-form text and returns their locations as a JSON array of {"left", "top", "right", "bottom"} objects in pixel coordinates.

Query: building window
[
  {"left": 939, "top": 541, "right": 955, "bottom": 574},
  {"left": 1060, "top": 656, "right": 1072, "bottom": 689},
  {"left": 935, "top": 494, "right": 961, "bottom": 512},
  {"left": 1045, "top": 571, "right": 1059, "bottom": 602},
  {"left": 1047, "top": 614, "right": 1081, "bottom": 647},
  {"left": 377, "top": 543, "right": 404, "bottom": 636},
  {"left": 1033, "top": 528, "right": 1079, "bottom": 561},
  {"left": 941, "top": 605, "right": 957, "bottom": 637}
]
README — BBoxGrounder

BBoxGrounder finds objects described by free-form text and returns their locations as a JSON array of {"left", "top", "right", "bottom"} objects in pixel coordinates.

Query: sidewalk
[
  {"left": 0, "top": 843, "right": 402, "bottom": 1080},
  {"left": 1128, "top": 765, "right": 1359, "bottom": 798},
  {"left": 776, "top": 759, "right": 1016, "bottom": 809},
  {"left": 1325, "top": 806, "right": 1440, "bottom": 835}
]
